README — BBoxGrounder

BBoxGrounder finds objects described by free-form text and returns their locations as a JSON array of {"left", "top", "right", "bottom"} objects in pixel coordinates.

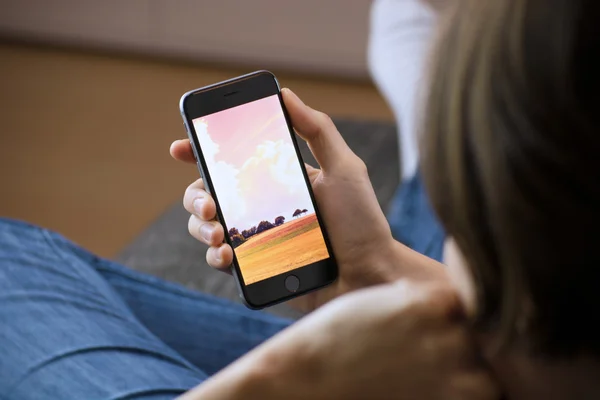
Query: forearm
[
  {"left": 177, "top": 352, "right": 269, "bottom": 399},
  {"left": 350, "top": 234, "right": 448, "bottom": 291},
  {"left": 178, "top": 317, "right": 324, "bottom": 400},
  {"left": 384, "top": 239, "right": 449, "bottom": 284}
]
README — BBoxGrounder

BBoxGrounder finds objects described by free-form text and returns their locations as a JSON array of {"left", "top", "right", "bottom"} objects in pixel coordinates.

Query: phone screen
[{"left": 192, "top": 94, "right": 330, "bottom": 285}]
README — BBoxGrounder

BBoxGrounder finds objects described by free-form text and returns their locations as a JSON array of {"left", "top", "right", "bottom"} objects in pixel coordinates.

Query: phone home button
[{"left": 284, "top": 275, "right": 300, "bottom": 293}]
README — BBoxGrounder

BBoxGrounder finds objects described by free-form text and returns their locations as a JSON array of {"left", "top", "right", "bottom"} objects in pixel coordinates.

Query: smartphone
[{"left": 179, "top": 70, "right": 337, "bottom": 309}]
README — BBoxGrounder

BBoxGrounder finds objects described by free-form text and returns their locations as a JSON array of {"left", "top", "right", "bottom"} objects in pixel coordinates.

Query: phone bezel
[{"left": 180, "top": 70, "right": 337, "bottom": 309}]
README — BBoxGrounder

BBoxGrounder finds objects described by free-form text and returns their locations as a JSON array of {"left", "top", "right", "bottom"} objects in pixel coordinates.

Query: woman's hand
[
  {"left": 180, "top": 280, "right": 499, "bottom": 400},
  {"left": 171, "top": 89, "right": 445, "bottom": 312}
]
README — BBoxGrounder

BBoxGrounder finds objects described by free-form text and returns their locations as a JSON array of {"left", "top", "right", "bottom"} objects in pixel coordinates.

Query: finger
[
  {"left": 188, "top": 215, "right": 225, "bottom": 247},
  {"left": 183, "top": 179, "right": 216, "bottom": 221},
  {"left": 304, "top": 163, "right": 320, "bottom": 184},
  {"left": 206, "top": 243, "right": 234, "bottom": 273},
  {"left": 304, "top": 163, "right": 319, "bottom": 174},
  {"left": 282, "top": 88, "right": 353, "bottom": 171},
  {"left": 170, "top": 139, "right": 196, "bottom": 164}
]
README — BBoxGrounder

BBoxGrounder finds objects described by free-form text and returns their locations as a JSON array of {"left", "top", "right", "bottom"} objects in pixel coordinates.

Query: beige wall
[
  {"left": 0, "top": 43, "right": 392, "bottom": 257},
  {"left": 0, "top": 0, "right": 372, "bottom": 79}
]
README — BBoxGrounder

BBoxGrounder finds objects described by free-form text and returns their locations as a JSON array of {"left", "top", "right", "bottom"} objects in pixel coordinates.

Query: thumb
[{"left": 282, "top": 88, "right": 353, "bottom": 172}]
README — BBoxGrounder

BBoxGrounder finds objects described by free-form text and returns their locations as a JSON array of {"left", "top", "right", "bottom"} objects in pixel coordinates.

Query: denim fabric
[
  {"left": 387, "top": 173, "right": 446, "bottom": 262},
  {"left": 0, "top": 218, "right": 291, "bottom": 399}
]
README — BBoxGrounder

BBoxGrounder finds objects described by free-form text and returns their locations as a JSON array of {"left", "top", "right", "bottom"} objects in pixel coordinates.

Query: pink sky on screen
[{"left": 192, "top": 94, "right": 315, "bottom": 230}]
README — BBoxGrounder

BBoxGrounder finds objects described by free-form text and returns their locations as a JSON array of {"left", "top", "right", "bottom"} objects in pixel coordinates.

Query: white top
[{"left": 368, "top": 0, "right": 437, "bottom": 179}]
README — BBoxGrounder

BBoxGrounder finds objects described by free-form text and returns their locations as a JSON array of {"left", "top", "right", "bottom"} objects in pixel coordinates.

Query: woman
[
  {"left": 170, "top": 0, "right": 600, "bottom": 397},
  {"left": 2, "top": 0, "right": 599, "bottom": 399}
]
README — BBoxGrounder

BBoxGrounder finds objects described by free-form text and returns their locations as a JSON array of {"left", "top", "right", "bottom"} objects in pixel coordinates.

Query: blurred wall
[
  {"left": 0, "top": 1, "right": 386, "bottom": 256},
  {"left": 0, "top": 0, "right": 372, "bottom": 79}
]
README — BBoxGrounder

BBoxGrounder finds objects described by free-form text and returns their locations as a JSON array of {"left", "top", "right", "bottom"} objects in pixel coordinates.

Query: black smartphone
[{"left": 179, "top": 70, "right": 337, "bottom": 309}]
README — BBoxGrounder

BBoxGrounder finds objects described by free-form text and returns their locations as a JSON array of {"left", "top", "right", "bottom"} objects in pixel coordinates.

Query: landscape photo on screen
[{"left": 192, "top": 94, "right": 329, "bottom": 285}]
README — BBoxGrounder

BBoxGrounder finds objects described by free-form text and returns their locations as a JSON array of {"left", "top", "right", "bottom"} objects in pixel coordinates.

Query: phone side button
[
  {"left": 183, "top": 123, "right": 199, "bottom": 161},
  {"left": 190, "top": 142, "right": 199, "bottom": 162},
  {"left": 284, "top": 275, "right": 300, "bottom": 293},
  {"left": 197, "top": 165, "right": 208, "bottom": 185}
]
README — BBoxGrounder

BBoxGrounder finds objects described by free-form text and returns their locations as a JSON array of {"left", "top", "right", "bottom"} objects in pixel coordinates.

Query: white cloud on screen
[
  {"left": 193, "top": 119, "right": 247, "bottom": 225},
  {"left": 241, "top": 140, "right": 307, "bottom": 195},
  {"left": 238, "top": 140, "right": 315, "bottom": 227},
  {"left": 192, "top": 119, "right": 315, "bottom": 231}
]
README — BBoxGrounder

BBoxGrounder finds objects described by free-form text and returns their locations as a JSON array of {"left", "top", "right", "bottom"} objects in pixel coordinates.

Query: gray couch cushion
[{"left": 116, "top": 119, "right": 399, "bottom": 319}]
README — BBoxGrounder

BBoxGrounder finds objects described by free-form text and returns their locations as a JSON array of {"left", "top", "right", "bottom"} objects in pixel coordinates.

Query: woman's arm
[{"left": 179, "top": 281, "right": 498, "bottom": 400}]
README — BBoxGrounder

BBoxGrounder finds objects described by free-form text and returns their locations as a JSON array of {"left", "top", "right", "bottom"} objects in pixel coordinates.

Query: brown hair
[{"left": 422, "top": 0, "right": 600, "bottom": 357}]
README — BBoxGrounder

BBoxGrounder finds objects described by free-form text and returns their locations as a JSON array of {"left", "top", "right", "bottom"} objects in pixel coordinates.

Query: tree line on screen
[{"left": 228, "top": 208, "right": 309, "bottom": 248}]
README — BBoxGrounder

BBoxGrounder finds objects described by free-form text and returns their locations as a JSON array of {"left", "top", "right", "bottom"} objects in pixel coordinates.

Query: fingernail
[
  {"left": 213, "top": 248, "right": 222, "bottom": 263},
  {"left": 200, "top": 224, "right": 213, "bottom": 242},
  {"left": 193, "top": 198, "right": 204, "bottom": 215}
]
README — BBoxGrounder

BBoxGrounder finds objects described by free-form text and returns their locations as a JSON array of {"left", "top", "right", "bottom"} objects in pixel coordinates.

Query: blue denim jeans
[
  {"left": 0, "top": 218, "right": 291, "bottom": 399},
  {"left": 387, "top": 173, "right": 446, "bottom": 262}
]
